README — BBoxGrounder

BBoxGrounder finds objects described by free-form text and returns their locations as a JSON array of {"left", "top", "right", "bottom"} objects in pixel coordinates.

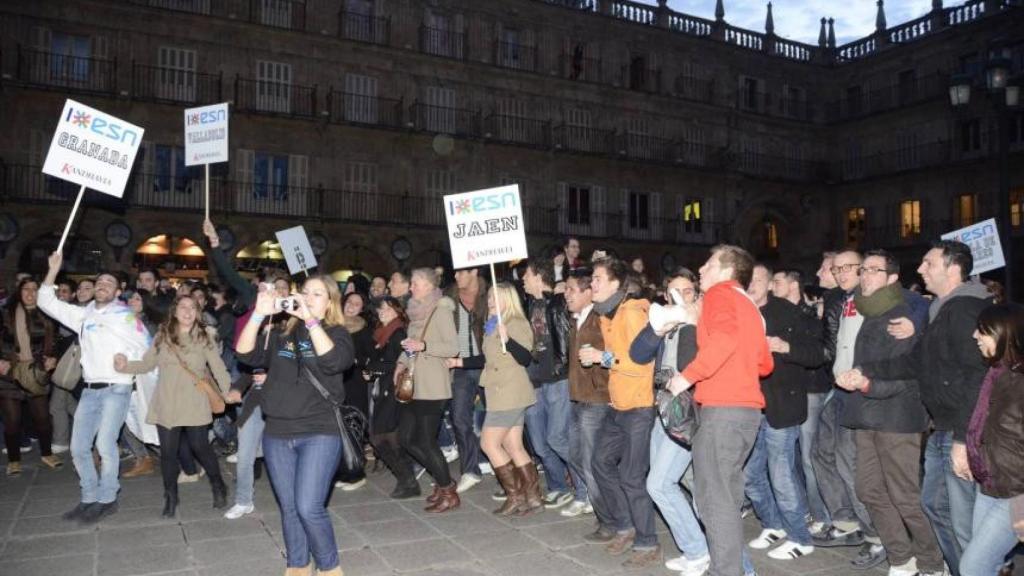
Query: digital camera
[{"left": 274, "top": 297, "right": 300, "bottom": 312}]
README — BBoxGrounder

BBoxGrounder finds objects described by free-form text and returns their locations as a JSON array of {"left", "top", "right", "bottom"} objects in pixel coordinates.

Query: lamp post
[{"left": 949, "top": 45, "right": 1020, "bottom": 300}]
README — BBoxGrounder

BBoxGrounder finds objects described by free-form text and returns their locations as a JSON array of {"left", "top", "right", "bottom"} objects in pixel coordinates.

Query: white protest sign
[
  {"left": 42, "top": 99, "right": 144, "bottom": 199},
  {"left": 184, "top": 103, "right": 229, "bottom": 166},
  {"left": 443, "top": 184, "right": 528, "bottom": 270},
  {"left": 275, "top": 226, "right": 318, "bottom": 276},
  {"left": 941, "top": 218, "right": 1005, "bottom": 275}
]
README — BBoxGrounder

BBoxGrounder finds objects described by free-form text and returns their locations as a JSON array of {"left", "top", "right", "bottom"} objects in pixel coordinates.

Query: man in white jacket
[{"left": 37, "top": 252, "right": 151, "bottom": 524}]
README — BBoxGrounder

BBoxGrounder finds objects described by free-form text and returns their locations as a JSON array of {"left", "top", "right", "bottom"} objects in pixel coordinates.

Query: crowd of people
[{"left": 1, "top": 224, "right": 1023, "bottom": 576}]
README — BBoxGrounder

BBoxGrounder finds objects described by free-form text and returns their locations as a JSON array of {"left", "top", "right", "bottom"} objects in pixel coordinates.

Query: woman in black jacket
[
  {"left": 959, "top": 304, "right": 1024, "bottom": 576},
  {"left": 367, "top": 297, "right": 418, "bottom": 498},
  {"left": 236, "top": 276, "right": 354, "bottom": 576},
  {"left": 333, "top": 291, "right": 375, "bottom": 491}
]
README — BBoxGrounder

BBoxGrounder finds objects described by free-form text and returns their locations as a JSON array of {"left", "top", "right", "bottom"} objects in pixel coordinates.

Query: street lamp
[{"left": 949, "top": 44, "right": 1020, "bottom": 300}]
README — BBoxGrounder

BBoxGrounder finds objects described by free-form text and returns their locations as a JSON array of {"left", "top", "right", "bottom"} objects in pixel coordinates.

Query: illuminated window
[
  {"left": 846, "top": 207, "right": 865, "bottom": 245},
  {"left": 955, "top": 194, "right": 976, "bottom": 228},
  {"left": 1012, "top": 189, "right": 1023, "bottom": 228},
  {"left": 900, "top": 200, "right": 921, "bottom": 238},
  {"left": 683, "top": 199, "right": 702, "bottom": 234},
  {"left": 764, "top": 220, "right": 778, "bottom": 250}
]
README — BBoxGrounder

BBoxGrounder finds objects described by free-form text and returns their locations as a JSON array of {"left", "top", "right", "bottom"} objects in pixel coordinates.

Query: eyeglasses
[
  {"left": 858, "top": 266, "right": 888, "bottom": 275},
  {"left": 829, "top": 263, "right": 860, "bottom": 275}
]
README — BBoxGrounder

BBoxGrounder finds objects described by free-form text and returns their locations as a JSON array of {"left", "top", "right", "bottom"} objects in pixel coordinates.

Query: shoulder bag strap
[
  {"left": 168, "top": 343, "right": 202, "bottom": 384},
  {"left": 409, "top": 304, "right": 439, "bottom": 376}
]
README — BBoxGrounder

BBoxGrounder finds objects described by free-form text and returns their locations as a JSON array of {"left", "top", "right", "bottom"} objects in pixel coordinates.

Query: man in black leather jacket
[{"left": 522, "top": 257, "right": 576, "bottom": 510}]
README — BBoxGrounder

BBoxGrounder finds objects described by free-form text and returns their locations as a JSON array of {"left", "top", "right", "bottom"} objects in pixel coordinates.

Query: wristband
[
  {"left": 305, "top": 318, "right": 321, "bottom": 329},
  {"left": 250, "top": 313, "right": 267, "bottom": 325}
]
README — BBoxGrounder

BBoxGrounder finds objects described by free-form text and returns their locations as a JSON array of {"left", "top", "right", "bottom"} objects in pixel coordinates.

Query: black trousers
[
  {"left": 397, "top": 399, "right": 450, "bottom": 486},
  {"left": 1, "top": 395, "right": 52, "bottom": 461},
  {"left": 156, "top": 425, "right": 221, "bottom": 491}
]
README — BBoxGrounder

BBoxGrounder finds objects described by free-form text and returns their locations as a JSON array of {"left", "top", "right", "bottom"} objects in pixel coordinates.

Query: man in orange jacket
[{"left": 668, "top": 245, "right": 774, "bottom": 576}]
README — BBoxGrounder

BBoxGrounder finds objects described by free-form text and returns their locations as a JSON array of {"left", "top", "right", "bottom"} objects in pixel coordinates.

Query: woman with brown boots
[{"left": 448, "top": 282, "right": 543, "bottom": 515}]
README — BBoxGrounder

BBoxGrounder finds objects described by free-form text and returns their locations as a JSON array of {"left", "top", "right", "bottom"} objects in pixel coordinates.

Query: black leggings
[
  {"left": 397, "top": 399, "right": 450, "bottom": 486},
  {"left": 0, "top": 396, "right": 52, "bottom": 462},
  {"left": 156, "top": 425, "right": 221, "bottom": 491}
]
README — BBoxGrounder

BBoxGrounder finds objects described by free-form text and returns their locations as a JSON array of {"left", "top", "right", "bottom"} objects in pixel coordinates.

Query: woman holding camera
[
  {"left": 236, "top": 276, "right": 354, "bottom": 576},
  {"left": 447, "top": 282, "right": 539, "bottom": 515},
  {"left": 394, "top": 267, "right": 459, "bottom": 512},
  {"left": 114, "top": 294, "right": 231, "bottom": 517}
]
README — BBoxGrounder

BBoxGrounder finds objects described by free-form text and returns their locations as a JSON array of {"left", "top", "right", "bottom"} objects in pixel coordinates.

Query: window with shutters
[
  {"left": 256, "top": 61, "right": 292, "bottom": 113},
  {"left": 496, "top": 98, "right": 526, "bottom": 143},
  {"left": 782, "top": 85, "right": 806, "bottom": 119},
  {"left": 157, "top": 47, "right": 196, "bottom": 102},
  {"left": 345, "top": 162, "right": 378, "bottom": 195},
  {"left": 426, "top": 170, "right": 456, "bottom": 196},
  {"left": 627, "top": 191, "right": 650, "bottom": 230},
  {"left": 424, "top": 12, "right": 464, "bottom": 59},
  {"left": 846, "top": 207, "right": 866, "bottom": 245},
  {"left": 425, "top": 86, "right": 455, "bottom": 133},
  {"left": 343, "top": 0, "right": 381, "bottom": 43},
  {"left": 154, "top": 145, "right": 201, "bottom": 195},
  {"left": 683, "top": 199, "right": 702, "bottom": 234},
  {"left": 626, "top": 118, "right": 651, "bottom": 160},
  {"left": 739, "top": 76, "right": 763, "bottom": 111},
  {"left": 49, "top": 32, "right": 91, "bottom": 83},
  {"left": 253, "top": 152, "right": 290, "bottom": 200},
  {"left": 260, "top": 0, "right": 294, "bottom": 28},
  {"left": 499, "top": 28, "right": 522, "bottom": 69},
  {"left": 900, "top": 200, "right": 921, "bottom": 238},
  {"left": 566, "top": 185, "right": 591, "bottom": 226},
  {"left": 739, "top": 138, "right": 761, "bottom": 173},
  {"left": 954, "top": 194, "right": 977, "bottom": 228},
  {"left": 1012, "top": 189, "right": 1023, "bottom": 228},
  {"left": 844, "top": 140, "right": 864, "bottom": 179},
  {"left": 895, "top": 132, "right": 918, "bottom": 170},
  {"left": 344, "top": 73, "right": 379, "bottom": 124},
  {"left": 960, "top": 119, "right": 982, "bottom": 153},
  {"left": 564, "top": 108, "right": 592, "bottom": 152}
]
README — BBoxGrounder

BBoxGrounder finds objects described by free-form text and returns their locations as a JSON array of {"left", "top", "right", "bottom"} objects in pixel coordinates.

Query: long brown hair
[
  {"left": 155, "top": 294, "right": 212, "bottom": 350},
  {"left": 283, "top": 275, "right": 344, "bottom": 335}
]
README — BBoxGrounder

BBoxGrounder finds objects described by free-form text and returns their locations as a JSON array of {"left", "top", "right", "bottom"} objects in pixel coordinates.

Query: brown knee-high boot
[
  {"left": 515, "top": 462, "right": 543, "bottom": 516},
  {"left": 492, "top": 462, "right": 525, "bottom": 515}
]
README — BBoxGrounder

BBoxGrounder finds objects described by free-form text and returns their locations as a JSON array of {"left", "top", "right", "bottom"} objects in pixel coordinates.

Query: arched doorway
[
  {"left": 133, "top": 234, "right": 208, "bottom": 279},
  {"left": 234, "top": 239, "right": 286, "bottom": 276}
]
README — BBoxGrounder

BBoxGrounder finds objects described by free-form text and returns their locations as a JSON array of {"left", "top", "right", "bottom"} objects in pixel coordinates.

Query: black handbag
[
  {"left": 302, "top": 365, "right": 367, "bottom": 473},
  {"left": 656, "top": 388, "right": 698, "bottom": 447}
]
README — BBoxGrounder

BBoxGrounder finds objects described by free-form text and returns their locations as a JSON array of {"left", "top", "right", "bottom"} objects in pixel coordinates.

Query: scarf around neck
[
  {"left": 593, "top": 290, "right": 626, "bottom": 318},
  {"left": 373, "top": 317, "right": 404, "bottom": 348},
  {"left": 406, "top": 288, "right": 442, "bottom": 336},
  {"left": 853, "top": 283, "right": 904, "bottom": 318}
]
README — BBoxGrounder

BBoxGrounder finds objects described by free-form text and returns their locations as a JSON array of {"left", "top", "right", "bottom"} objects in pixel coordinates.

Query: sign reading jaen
[
  {"left": 184, "top": 102, "right": 229, "bottom": 166},
  {"left": 42, "top": 99, "right": 144, "bottom": 199},
  {"left": 444, "top": 185, "right": 529, "bottom": 270}
]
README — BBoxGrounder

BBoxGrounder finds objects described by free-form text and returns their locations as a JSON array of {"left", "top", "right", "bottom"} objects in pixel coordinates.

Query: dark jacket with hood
[
  {"left": 860, "top": 281, "right": 993, "bottom": 441},
  {"left": 840, "top": 284, "right": 928, "bottom": 433},
  {"left": 525, "top": 291, "right": 571, "bottom": 385},
  {"left": 760, "top": 296, "right": 825, "bottom": 429}
]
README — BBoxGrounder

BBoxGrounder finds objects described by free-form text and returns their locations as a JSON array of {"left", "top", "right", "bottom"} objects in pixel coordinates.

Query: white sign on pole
[
  {"left": 184, "top": 102, "right": 229, "bottom": 166},
  {"left": 42, "top": 99, "right": 144, "bottom": 198},
  {"left": 940, "top": 217, "right": 1006, "bottom": 275},
  {"left": 275, "top": 226, "right": 318, "bottom": 276},
  {"left": 444, "top": 184, "right": 529, "bottom": 270}
]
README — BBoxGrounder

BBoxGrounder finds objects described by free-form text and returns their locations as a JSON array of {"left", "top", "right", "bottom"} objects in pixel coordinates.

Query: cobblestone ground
[{"left": 1, "top": 452, "right": 1020, "bottom": 576}]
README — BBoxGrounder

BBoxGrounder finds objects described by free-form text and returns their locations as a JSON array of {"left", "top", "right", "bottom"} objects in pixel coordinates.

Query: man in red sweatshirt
[{"left": 667, "top": 244, "right": 774, "bottom": 576}]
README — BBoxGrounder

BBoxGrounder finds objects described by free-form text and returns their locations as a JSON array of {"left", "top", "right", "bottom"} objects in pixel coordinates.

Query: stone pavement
[{"left": 0, "top": 452, "right": 1016, "bottom": 576}]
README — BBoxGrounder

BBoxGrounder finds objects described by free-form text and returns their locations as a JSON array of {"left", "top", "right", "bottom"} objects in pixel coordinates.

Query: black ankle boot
[
  {"left": 210, "top": 476, "right": 228, "bottom": 509},
  {"left": 390, "top": 481, "right": 422, "bottom": 499},
  {"left": 162, "top": 488, "right": 178, "bottom": 518}
]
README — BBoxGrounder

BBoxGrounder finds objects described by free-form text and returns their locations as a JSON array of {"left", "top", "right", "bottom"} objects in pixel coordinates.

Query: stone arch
[
  {"left": 133, "top": 233, "right": 208, "bottom": 279},
  {"left": 732, "top": 200, "right": 798, "bottom": 262}
]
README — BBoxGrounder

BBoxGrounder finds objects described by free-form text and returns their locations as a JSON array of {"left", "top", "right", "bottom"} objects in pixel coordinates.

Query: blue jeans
[
  {"left": 647, "top": 423, "right": 708, "bottom": 557},
  {"left": 234, "top": 406, "right": 266, "bottom": 507},
  {"left": 923, "top": 430, "right": 977, "bottom": 576},
  {"left": 451, "top": 368, "right": 483, "bottom": 476},
  {"left": 745, "top": 419, "right": 812, "bottom": 545},
  {"left": 569, "top": 402, "right": 610, "bottom": 517},
  {"left": 71, "top": 385, "right": 132, "bottom": 504},
  {"left": 800, "top": 391, "right": 829, "bottom": 525},
  {"left": 524, "top": 379, "right": 572, "bottom": 494},
  {"left": 263, "top": 434, "right": 343, "bottom": 570},
  {"left": 959, "top": 492, "right": 1016, "bottom": 576},
  {"left": 593, "top": 407, "right": 658, "bottom": 548}
]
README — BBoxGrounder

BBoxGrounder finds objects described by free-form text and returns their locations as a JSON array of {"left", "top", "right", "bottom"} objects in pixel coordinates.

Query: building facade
[{"left": 0, "top": 0, "right": 1021, "bottom": 292}]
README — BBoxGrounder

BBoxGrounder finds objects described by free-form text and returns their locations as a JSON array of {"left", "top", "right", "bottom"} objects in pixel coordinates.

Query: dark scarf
[
  {"left": 853, "top": 283, "right": 904, "bottom": 318},
  {"left": 373, "top": 317, "right": 404, "bottom": 348},
  {"left": 593, "top": 290, "right": 626, "bottom": 318}
]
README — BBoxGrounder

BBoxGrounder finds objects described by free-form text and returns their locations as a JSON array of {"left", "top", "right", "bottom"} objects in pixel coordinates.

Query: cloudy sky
[{"left": 635, "top": 0, "right": 938, "bottom": 45}]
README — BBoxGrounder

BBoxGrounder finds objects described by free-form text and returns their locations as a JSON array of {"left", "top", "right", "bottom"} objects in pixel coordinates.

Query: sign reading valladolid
[
  {"left": 941, "top": 217, "right": 1005, "bottom": 275},
  {"left": 42, "top": 99, "right": 144, "bottom": 198},
  {"left": 184, "top": 102, "right": 229, "bottom": 166},
  {"left": 444, "top": 185, "right": 528, "bottom": 269}
]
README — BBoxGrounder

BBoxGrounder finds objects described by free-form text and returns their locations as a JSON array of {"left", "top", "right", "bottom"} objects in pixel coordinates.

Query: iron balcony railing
[
  {"left": 339, "top": 10, "right": 390, "bottom": 45},
  {"left": 327, "top": 91, "right": 403, "bottom": 128},
  {"left": 234, "top": 76, "right": 317, "bottom": 118},
  {"left": 16, "top": 45, "right": 117, "bottom": 95},
  {"left": 419, "top": 26, "right": 466, "bottom": 60},
  {"left": 621, "top": 64, "right": 661, "bottom": 93},
  {"left": 825, "top": 73, "right": 949, "bottom": 122},
  {"left": 251, "top": 0, "right": 306, "bottom": 31},
  {"left": 560, "top": 50, "right": 602, "bottom": 83},
  {"left": 409, "top": 102, "right": 481, "bottom": 137},
  {"left": 483, "top": 115, "right": 550, "bottom": 148},
  {"left": 552, "top": 124, "right": 616, "bottom": 155},
  {"left": 131, "top": 63, "right": 223, "bottom": 104},
  {"left": 495, "top": 42, "right": 537, "bottom": 72}
]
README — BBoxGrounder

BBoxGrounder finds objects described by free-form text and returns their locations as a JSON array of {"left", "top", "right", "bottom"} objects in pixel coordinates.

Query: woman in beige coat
[
  {"left": 448, "top": 282, "right": 542, "bottom": 515},
  {"left": 114, "top": 294, "right": 231, "bottom": 518},
  {"left": 394, "top": 267, "right": 459, "bottom": 512}
]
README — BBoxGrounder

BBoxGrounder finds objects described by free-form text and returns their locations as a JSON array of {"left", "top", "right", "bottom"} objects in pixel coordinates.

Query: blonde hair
[
  {"left": 284, "top": 275, "right": 344, "bottom": 335},
  {"left": 490, "top": 282, "right": 526, "bottom": 325}
]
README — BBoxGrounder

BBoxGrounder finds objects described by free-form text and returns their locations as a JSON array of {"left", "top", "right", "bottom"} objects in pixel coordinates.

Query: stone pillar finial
[
  {"left": 827, "top": 17, "right": 836, "bottom": 48},
  {"left": 932, "top": 0, "right": 942, "bottom": 10},
  {"left": 876, "top": 0, "right": 887, "bottom": 32},
  {"left": 765, "top": 2, "right": 775, "bottom": 35},
  {"left": 818, "top": 17, "right": 827, "bottom": 47},
  {"left": 715, "top": 0, "right": 725, "bottom": 21}
]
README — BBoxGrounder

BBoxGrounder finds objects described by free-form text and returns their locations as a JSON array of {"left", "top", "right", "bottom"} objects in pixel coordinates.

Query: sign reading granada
[
  {"left": 184, "top": 102, "right": 229, "bottom": 166},
  {"left": 444, "top": 184, "right": 528, "bottom": 269},
  {"left": 42, "top": 99, "right": 144, "bottom": 198}
]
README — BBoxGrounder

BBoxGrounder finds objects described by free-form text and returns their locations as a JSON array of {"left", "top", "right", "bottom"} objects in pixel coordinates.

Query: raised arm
[{"left": 37, "top": 252, "right": 86, "bottom": 335}]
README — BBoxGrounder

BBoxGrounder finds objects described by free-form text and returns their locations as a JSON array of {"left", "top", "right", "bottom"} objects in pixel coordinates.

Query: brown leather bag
[
  {"left": 169, "top": 344, "right": 225, "bottom": 414},
  {"left": 395, "top": 306, "right": 437, "bottom": 404}
]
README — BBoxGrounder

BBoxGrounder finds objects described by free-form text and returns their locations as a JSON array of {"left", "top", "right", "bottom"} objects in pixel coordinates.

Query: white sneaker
[
  {"left": 223, "top": 504, "right": 254, "bottom": 520},
  {"left": 749, "top": 528, "right": 787, "bottom": 550},
  {"left": 226, "top": 453, "right": 238, "bottom": 464},
  {"left": 668, "top": 554, "right": 710, "bottom": 576},
  {"left": 582, "top": 502, "right": 593, "bottom": 515},
  {"left": 335, "top": 478, "right": 366, "bottom": 491},
  {"left": 51, "top": 444, "right": 70, "bottom": 454},
  {"left": 559, "top": 500, "right": 589, "bottom": 517},
  {"left": 808, "top": 521, "right": 827, "bottom": 537},
  {"left": 478, "top": 461, "right": 493, "bottom": 475},
  {"left": 887, "top": 558, "right": 918, "bottom": 576},
  {"left": 455, "top": 473, "right": 481, "bottom": 494},
  {"left": 442, "top": 445, "right": 459, "bottom": 463},
  {"left": 767, "top": 540, "right": 814, "bottom": 560},
  {"left": 542, "top": 490, "right": 573, "bottom": 510},
  {"left": 178, "top": 469, "right": 205, "bottom": 483}
]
